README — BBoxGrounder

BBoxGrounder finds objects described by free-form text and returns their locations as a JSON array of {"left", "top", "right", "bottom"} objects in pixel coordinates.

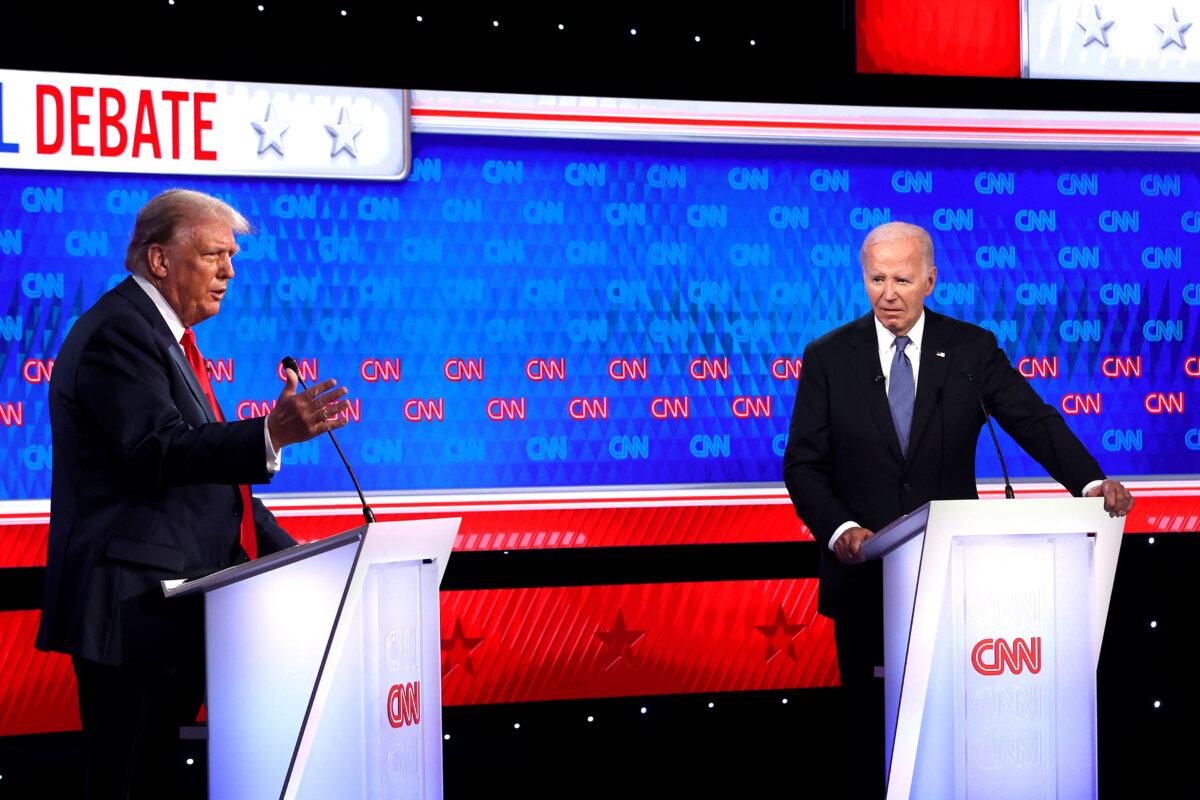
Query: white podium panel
[
  {"left": 205, "top": 538, "right": 360, "bottom": 800},
  {"left": 165, "top": 517, "right": 458, "bottom": 800},
  {"left": 292, "top": 561, "right": 441, "bottom": 800},
  {"left": 952, "top": 535, "right": 1094, "bottom": 799},
  {"left": 864, "top": 498, "right": 1123, "bottom": 800}
]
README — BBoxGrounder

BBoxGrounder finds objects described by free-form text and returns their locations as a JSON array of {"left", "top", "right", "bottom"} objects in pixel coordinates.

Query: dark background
[
  {"left": 1, "top": 3, "right": 1194, "bottom": 796},
  {"left": 4, "top": 2, "right": 1199, "bottom": 113}
]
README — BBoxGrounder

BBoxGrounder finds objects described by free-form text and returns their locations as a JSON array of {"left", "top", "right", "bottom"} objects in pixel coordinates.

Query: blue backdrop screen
[{"left": 2, "top": 134, "right": 1197, "bottom": 499}]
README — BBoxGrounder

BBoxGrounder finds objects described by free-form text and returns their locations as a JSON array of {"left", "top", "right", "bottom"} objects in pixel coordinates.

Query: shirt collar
[
  {"left": 873, "top": 309, "right": 926, "bottom": 352},
  {"left": 131, "top": 273, "right": 187, "bottom": 343}
]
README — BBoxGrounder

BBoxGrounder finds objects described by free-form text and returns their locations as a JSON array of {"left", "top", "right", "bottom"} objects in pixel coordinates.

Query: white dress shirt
[{"left": 131, "top": 274, "right": 280, "bottom": 474}]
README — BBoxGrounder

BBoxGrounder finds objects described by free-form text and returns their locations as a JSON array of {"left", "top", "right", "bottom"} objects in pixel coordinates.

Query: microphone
[
  {"left": 874, "top": 374, "right": 886, "bottom": 385},
  {"left": 281, "top": 356, "right": 376, "bottom": 524},
  {"left": 961, "top": 369, "right": 1015, "bottom": 500}
]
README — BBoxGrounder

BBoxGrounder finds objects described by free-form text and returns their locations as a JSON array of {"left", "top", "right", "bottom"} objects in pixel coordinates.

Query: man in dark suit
[
  {"left": 36, "top": 189, "right": 351, "bottom": 798},
  {"left": 783, "top": 221, "right": 1133, "bottom": 794}
]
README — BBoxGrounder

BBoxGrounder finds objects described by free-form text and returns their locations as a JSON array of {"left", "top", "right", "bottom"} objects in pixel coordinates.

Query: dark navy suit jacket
[
  {"left": 37, "top": 277, "right": 294, "bottom": 669},
  {"left": 783, "top": 309, "right": 1104, "bottom": 620}
]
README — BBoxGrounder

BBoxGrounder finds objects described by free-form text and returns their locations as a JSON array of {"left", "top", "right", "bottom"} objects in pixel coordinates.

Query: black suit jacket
[
  {"left": 783, "top": 309, "right": 1104, "bottom": 620},
  {"left": 36, "top": 277, "right": 294, "bottom": 670}
]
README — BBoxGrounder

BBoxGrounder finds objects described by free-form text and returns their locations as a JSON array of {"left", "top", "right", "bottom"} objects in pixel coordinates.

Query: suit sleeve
[
  {"left": 75, "top": 310, "right": 272, "bottom": 489},
  {"left": 783, "top": 343, "right": 856, "bottom": 548},
  {"left": 976, "top": 333, "right": 1105, "bottom": 495}
]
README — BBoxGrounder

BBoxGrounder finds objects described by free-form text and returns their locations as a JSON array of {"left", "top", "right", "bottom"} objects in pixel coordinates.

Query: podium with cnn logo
[
  {"left": 164, "top": 518, "right": 459, "bottom": 800},
  {"left": 860, "top": 498, "right": 1124, "bottom": 800}
]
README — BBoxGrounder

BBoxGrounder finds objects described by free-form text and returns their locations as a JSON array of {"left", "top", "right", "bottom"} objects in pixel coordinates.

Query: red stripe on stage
[
  {"left": 3, "top": 491, "right": 1197, "bottom": 734},
  {"left": 439, "top": 579, "right": 838, "bottom": 706},
  {"left": 3, "top": 495, "right": 1198, "bottom": 567},
  {"left": 285, "top": 503, "right": 813, "bottom": 550},
  {"left": 0, "top": 611, "right": 79, "bottom": 736},
  {"left": 250, "top": 493, "right": 794, "bottom": 511},
  {"left": 0, "top": 583, "right": 835, "bottom": 735},
  {"left": 0, "top": 523, "right": 52, "bottom": 567}
]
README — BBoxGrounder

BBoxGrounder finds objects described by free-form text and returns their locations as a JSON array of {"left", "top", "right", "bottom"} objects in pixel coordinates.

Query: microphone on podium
[
  {"left": 281, "top": 356, "right": 376, "bottom": 524},
  {"left": 961, "top": 369, "right": 1016, "bottom": 500}
]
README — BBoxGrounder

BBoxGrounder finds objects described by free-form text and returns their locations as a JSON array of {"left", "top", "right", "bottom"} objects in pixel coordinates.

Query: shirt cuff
[
  {"left": 1081, "top": 479, "right": 1104, "bottom": 496},
  {"left": 829, "top": 520, "right": 860, "bottom": 551},
  {"left": 264, "top": 416, "right": 281, "bottom": 474}
]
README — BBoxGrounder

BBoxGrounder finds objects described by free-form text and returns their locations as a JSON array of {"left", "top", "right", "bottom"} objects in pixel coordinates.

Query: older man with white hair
[
  {"left": 37, "top": 189, "right": 352, "bottom": 798},
  {"left": 783, "top": 220, "right": 1132, "bottom": 795}
]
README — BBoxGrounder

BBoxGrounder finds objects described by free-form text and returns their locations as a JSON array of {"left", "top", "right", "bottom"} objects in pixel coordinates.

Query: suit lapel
[
  {"left": 907, "top": 308, "right": 951, "bottom": 459},
  {"left": 169, "top": 346, "right": 217, "bottom": 424},
  {"left": 848, "top": 313, "right": 903, "bottom": 463},
  {"left": 114, "top": 278, "right": 216, "bottom": 424}
]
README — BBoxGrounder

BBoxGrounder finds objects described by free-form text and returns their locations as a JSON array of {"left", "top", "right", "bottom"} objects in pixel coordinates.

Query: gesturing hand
[
  {"left": 833, "top": 526, "right": 875, "bottom": 565},
  {"left": 267, "top": 368, "right": 350, "bottom": 450}
]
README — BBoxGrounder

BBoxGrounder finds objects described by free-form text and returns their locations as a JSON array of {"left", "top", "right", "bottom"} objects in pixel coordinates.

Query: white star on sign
[
  {"left": 251, "top": 103, "right": 289, "bottom": 156},
  {"left": 325, "top": 107, "right": 363, "bottom": 159},
  {"left": 1076, "top": 4, "right": 1115, "bottom": 48},
  {"left": 1156, "top": 7, "right": 1192, "bottom": 49}
]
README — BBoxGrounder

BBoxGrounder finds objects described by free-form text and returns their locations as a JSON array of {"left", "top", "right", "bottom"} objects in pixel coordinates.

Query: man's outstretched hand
[{"left": 267, "top": 369, "right": 350, "bottom": 451}]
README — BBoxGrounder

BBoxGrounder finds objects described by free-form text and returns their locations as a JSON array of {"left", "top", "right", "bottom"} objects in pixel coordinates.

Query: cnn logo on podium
[
  {"left": 386, "top": 681, "right": 422, "bottom": 728},
  {"left": 971, "top": 637, "right": 1042, "bottom": 676}
]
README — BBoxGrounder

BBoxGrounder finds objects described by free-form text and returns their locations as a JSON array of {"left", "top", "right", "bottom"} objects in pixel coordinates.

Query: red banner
[
  {"left": 6, "top": 491, "right": 1194, "bottom": 568},
  {"left": 857, "top": 0, "right": 1021, "bottom": 78},
  {"left": 440, "top": 579, "right": 836, "bottom": 706},
  {"left": 0, "top": 611, "right": 79, "bottom": 736}
]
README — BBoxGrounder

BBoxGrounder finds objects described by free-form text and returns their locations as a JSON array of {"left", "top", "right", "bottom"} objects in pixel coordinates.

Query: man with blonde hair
[
  {"left": 783, "top": 220, "right": 1132, "bottom": 795},
  {"left": 37, "top": 189, "right": 351, "bottom": 798}
]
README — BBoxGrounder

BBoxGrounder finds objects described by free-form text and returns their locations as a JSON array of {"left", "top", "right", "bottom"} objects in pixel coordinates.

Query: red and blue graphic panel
[{"left": 2, "top": 139, "right": 1198, "bottom": 500}]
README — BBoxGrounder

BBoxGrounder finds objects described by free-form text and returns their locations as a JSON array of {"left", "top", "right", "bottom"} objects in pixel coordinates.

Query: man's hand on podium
[
  {"left": 1086, "top": 479, "right": 1135, "bottom": 518},
  {"left": 834, "top": 526, "right": 874, "bottom": 565}
]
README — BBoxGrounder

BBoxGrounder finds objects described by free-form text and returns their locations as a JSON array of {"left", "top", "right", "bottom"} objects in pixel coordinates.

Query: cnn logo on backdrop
[
  {"left": 971, "top": 637, "right": 1042, "bottom": 676},
  {"left": 387, "top": 681, "right": 421, "bottom": 728}
]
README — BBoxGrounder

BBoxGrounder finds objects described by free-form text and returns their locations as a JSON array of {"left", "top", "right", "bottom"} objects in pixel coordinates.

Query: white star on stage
[
  {"left": 1076, "top": 4, "right": 1115, "bottom": 48},
  {"left": 250, "top": 103, "right": 289, "bottom": 156},
  {"left": 1156, "top": 7, "right": 1192, "bottom": 49},
  {"left": 325, "top": 107, "right": 363, "bottom": 159}
]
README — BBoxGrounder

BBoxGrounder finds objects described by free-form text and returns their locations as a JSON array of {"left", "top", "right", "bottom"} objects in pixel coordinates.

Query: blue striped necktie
[{"left": 889, "top": 335, "right": 915, "bottom": 456}]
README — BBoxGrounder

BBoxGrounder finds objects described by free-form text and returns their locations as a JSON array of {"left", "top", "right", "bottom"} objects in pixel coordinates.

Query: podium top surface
[
  {"left": 163, "top": 526, "right": 366, "bottom": 598},
  {"left": 860, "top": 496, "right": 1118, "bottom": 560}
]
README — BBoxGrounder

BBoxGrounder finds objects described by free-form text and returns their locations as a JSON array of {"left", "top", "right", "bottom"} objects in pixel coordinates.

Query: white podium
[
  {"left": 164, "top": 518, "right": 460, "bottom": 800},
  {"left": 860, "top": 498, "right": 1124, "bottom": 800}
]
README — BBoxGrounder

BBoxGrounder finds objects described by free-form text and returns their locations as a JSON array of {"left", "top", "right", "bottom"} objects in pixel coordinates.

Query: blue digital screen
[{"left": 1, "top": 134, "right": 1197, "bottom": 500}]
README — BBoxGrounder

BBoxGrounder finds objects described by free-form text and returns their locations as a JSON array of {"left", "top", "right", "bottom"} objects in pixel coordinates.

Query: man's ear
[{"left": 147, "top": 244, "right": 168, "bottom": 278}]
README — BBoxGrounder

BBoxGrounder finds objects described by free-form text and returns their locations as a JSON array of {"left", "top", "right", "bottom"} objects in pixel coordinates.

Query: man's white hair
[
  {"left": 859, "top": 221, "right": 934, "bottom": 276},
  {"left": 125, "top": 189, "right": 251, "bottom": 273}
]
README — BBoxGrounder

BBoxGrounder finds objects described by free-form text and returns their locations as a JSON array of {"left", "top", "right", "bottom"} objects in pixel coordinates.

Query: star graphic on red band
[
  {"left": 441, "top": 618, "right": 485, "bottom": 677},
  {"left": 594, "top": 610, "right": 646, "bottom": 671},
  {"left": 754, "top": 605, "right": 808, "bottom": 662}
]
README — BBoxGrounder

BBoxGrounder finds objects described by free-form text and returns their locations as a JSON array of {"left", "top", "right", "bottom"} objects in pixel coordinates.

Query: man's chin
[
  {"left": 875, "top": 312, "right": 906, "bottom": 333},
  {"left": 196, "top": 302, "right": 221, "bottom": 324}
]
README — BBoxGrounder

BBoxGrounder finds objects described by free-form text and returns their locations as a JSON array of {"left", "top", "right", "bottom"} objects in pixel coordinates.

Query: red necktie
[{"left": 181, "top": 328, "right": 258, "bottom": 560}]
